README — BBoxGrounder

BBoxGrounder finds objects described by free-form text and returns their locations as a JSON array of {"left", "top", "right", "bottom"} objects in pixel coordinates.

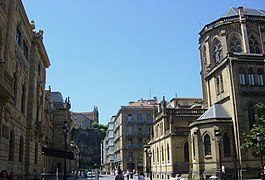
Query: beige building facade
[
  {"left": 0, "top": 0, "right": 52, "bottom": 178},
  {"left": 0, "top": 1, "right": 78, "bottom": 178},
  {"left": 190, "top": 7, "right": 265, "bottom": 179},
  {"left": 145, "top": 98, "right": 205, "bottom": 180}
]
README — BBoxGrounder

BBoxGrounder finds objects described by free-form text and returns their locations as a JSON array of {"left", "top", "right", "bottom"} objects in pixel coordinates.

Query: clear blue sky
[{"left": 22, "top": 0, "right": 264, "bottom": 125}]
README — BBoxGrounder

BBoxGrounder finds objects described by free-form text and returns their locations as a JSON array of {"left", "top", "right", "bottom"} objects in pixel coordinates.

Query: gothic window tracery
[
  {"left": 249, "top": 34, "right": 261, "bottom": 54},
  {"left": 229, "top": 35, "right": 242, "bottom": 52},
  {"left": 213, "top": 39, "right": 223, "bottom": 63}
]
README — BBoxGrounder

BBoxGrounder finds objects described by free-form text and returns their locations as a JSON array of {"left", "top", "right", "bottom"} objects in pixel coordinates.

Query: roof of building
[
  {"left": 222, "top": 7, "right": 265, "bottom": 18},
  {"left": 197, "top": 104, "right": 231, "bottom": 121},
  {"left": 128, "top": 98, "right": 158, "bottom": 107},
  {"left": 50, "top": 92, "right": 64, "bottom": 103}
]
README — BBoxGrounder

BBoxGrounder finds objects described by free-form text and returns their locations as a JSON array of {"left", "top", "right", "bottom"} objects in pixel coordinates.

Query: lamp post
[
  {"left": 215, "top": 131, "right": 223, "bottom": 180},
  {"left": 63, "top": 119, "right": 69, "bottom": 180},
  {"left": 256, "top": 133, "right": 264, "bottom": 180},
  {"left": 148, "top": 150, "right": 153, "bottom": 180}
]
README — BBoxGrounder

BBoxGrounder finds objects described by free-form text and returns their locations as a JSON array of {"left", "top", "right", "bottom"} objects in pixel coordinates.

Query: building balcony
[
  {"left": 136, "top": 120, "right": 144, "bottom": 123},
  {"left": 127, "top": 120, "right": 136, "bottom": 124},
  {"left": 125, "top": 144, "right": 143, "bottom": 148},
  {"left": 146, "top": 119, "right": 152, "bottom": 124},
  {"left": 134, "top": 132, "right": 144, "bottom": 136},
  {"left": 126, "top": 132, "right": 145, "bottom": 136}
]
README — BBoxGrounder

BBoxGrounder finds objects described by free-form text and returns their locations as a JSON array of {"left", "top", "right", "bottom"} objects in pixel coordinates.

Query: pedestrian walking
[
  {"left": 115, "top": 169, "right": 124, "bottom": 180},
  {"left": 8, "top": 171, "right": 14, "bottom": 180},
  {"left": 0, "top": 170, "right": 8, "bottom": 180},
  {"left": 138, "top": 172, "right": 144, "bottom": 180},
  {"left": 126, "top": 170, "right": 130, "bottom": 180}
]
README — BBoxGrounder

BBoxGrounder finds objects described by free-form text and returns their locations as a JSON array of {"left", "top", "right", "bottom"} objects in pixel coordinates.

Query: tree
[
  {"left": 242, "top": 102, "right": 265, "bottom": 155},
  {"left": 91, "top": 122, "right": 107, "bottom": 140},
  {"left": 91, "top": 122, "right": 99, "bottom": 129}
]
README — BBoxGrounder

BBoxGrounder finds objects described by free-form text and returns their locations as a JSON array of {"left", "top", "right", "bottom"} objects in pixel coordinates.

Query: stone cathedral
[{"left": 190, "top": 7, "right": 265, "bottom": 179}]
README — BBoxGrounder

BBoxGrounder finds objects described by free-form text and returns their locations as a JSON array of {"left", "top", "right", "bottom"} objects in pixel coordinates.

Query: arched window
[
  {"left": 8, "top": 131, "right": 14, "bottom": 161},
  {"left": 248, "top": 103, "right": 255, "bottom": 129},
  {"left": 184, "top": 141, "right": 189, "bottom": 162},
  {"left": 248, "top": 68, "right": 255, "bottom": 86},
  {"left": 157, "top": 147, "right": 159, "bottom": 162},
  {"left": 21, "top": 85, "right": 26, "bottom": 113},
  {"left": 34, "top": 143, "right": 38, "bottom": 164},
  {"left": 249, "top": 34, "right": 261, "bottom": 54},
  {"left": 167, "top": 144, "right": 170, "bottom": 161},
  {"left": 13, "top": 73, "right": 17, "bottom": 98},
  {"left": 229, "top": 35, "right": 242, "bottom": 52},
  {"left": 162, "top": 146, "right": 164, "bottom": 162},
  {"left": 152, "top": 149, "right": 155, "bottom": 162},
  {"left": 223, "top": 133, "right": 231, "bottom": 157},
  {"left": 257, "top": 68, "right": 264, "bottom": 86},
  {"left": 19, "top": 136, "right": 24, "bottom": 162},
  {"left": 213, "top": 39, "right": 223, "bottom": 63},
  {"left": 239, "top": 68, "right": 246, "bottom": 85},
  {"left": 193, "top": 136, "right": 195, "bottom": 157},
  {"left": 204, "top": 134, "right": 211, "bottom": 156}
]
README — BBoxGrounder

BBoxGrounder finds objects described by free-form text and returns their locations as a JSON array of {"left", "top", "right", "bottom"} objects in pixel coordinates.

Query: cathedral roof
[
  {"left": 197, "top": 104, "right": 231, "bottom": 121},
  {"left": 222, "top": 7, "right": 265, "bottom": 18},
  {"left": 50, "top": 92, "right": 64, "bottom": 103}
]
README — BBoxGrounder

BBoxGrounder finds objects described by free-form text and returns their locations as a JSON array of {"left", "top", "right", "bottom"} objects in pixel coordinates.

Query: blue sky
[{"left": 21, "top": 0, "right": 264, "bottom": 124}]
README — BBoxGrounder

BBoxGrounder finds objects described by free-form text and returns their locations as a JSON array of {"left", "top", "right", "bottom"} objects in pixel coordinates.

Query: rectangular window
[
  {"left": 137, "top": 114, "right": 142, "bottom": 121},
  {"left": 215, "top": 77, "right": 220, "bottom": 95},
  {"left": 239, "top": 73, "right": 246, "bottom": 85},
  {"left": 128, "top": 126, "right": 133, "bottom": 135},
  {"left": 248, "top": 74, "right": 255, "bottom": 85},
  {"left": 147, "top": 114, "right": 152, "bottom": 120},
  {"left": 128, "top": 138, "right": 132, "bottom": 145},
  {"left": 127, "top": 114, "right": 132, "bottom": 122},
  {"left": 219, "top": 75, "right": 224, "bottom": 93},
  {"left": 257, "top": 74, "right": 264, "bottom": 86}
]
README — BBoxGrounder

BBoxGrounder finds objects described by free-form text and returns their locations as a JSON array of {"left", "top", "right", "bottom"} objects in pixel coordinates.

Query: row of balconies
[
  {"left": 125, "top": 144, "right": 143, "bottom": 148},
  {"left": 126, "top": 132, "right": 145, "bottom": 136},
  {"left": 127, "top": 120, "right": 152, "bottom": 124}
]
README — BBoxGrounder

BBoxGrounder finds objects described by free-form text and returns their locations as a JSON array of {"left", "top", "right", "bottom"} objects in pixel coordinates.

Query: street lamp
[
  {"left": 256, "top": 133, "right": 264, "bottom": 180},
  {"left": 215, "top": 131, "right": 223, "bottom": 180},
  {"left": 148, "top": 150, "right": 153, "bottom": 180},
  {"left": 63, "top": 119, "right": 69, "bottom": 180}
]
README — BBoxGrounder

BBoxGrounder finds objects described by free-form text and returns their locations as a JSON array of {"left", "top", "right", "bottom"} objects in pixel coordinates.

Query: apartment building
[
  {"left": 103, "top": 116, "right": 115, "bottom": 174},
  {"left": 114, "top": 98, "right": 158, "bottom": 172}
]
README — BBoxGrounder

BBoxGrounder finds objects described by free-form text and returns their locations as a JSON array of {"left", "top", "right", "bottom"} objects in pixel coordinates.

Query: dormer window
[{"left": 213, "top": 39, "right": 223, "bottom": 63}]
